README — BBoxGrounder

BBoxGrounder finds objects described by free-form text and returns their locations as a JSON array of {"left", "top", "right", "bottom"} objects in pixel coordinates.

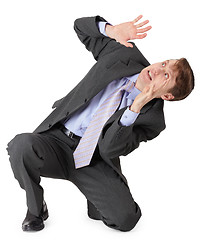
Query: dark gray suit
[{"left": 7, "top": 16, "right": 166, "bottom": 231}]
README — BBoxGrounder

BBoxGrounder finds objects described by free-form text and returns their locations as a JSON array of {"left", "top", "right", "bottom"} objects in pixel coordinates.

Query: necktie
[{"left": 73, "top": 79, "right": 135, "bottom": 169}]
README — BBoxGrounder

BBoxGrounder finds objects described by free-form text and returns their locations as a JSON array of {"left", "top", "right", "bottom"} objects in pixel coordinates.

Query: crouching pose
[{"left": 7, "top": 15, "right": 194, "bottom": 232}]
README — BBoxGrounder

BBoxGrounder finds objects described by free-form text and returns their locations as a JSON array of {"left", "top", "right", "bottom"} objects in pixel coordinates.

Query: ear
[{"left": 161, "top": 93, "right": 175, "bottom": 101}]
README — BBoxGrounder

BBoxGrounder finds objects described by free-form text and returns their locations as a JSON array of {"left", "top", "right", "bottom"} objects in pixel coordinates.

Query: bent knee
[
  {"left": 118, "top": 209, "right": 141, "bottom": 232},
  {"left": 7, "top": 133, "right": 34, "bottom": 151},
  {"left": 104, "top": 202, "right": 142, "bottom": 232},
  {"left": 7, "top": 133, "right": 35, "bottom": 165}
]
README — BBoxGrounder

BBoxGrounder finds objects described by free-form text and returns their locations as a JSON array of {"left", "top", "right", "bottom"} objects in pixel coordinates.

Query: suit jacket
[{"left": 34, "top": 16, "right": 166, "bottom": 185}]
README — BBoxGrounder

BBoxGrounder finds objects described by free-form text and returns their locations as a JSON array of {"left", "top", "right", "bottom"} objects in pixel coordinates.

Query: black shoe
[{"left": 22, "top": 201, "right": 49, "bottom": 231}]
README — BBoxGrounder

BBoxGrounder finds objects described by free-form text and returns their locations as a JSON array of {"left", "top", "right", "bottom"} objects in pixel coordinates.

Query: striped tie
[{"left": 73, "top": 79, "right": 135, "bottom": 169}]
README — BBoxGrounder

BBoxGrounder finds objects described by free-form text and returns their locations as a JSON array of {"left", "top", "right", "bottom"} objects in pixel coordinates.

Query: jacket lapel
[
  {"left": 106, "top": 58, "right": 146, "bottom": 79},
  {"left": 89, "top": 58, "right": 147, "bottom": 99}
]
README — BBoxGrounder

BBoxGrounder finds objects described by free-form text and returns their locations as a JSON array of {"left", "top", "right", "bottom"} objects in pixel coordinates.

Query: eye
[
  {"left": 162, "top": 62, "right": 166, "bottom": 67},
  {"left": 165, "top": 73, "right": 169, "bottom": 79}
]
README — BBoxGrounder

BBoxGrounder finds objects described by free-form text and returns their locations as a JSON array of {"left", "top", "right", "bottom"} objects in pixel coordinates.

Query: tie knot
[{"left": 122, "top": 79, "right": 134, "bottom": 93}]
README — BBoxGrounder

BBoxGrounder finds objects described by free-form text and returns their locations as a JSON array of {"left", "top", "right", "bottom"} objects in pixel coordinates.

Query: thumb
[{"left": 121, "top": 41, "right": 133, "bottom": 48}]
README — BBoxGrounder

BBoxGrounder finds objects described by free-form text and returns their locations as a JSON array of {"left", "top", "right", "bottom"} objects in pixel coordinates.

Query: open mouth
[{"left": 148, "top": 70, "right": 152, "bottom": 81}]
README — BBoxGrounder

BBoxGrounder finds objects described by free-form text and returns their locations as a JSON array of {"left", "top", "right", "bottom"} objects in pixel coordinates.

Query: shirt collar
[{"left": 126, "top": 74, "right": 141, "bottom": 100}]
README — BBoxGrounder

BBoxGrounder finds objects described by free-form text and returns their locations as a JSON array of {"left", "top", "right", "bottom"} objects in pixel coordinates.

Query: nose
[{"left": 153, "top": 67, "right": 164, "bottom": 76}]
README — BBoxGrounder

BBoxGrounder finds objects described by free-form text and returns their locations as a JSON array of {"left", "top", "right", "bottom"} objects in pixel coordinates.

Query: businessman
[{"left": 7, "top": 15, "right": 194, "bottom": 232}]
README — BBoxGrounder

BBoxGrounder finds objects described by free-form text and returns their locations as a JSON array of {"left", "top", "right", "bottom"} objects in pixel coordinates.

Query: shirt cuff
[
  {"left": 97, "top": 21, "right": 110, "bottom": 37},
  {"left": 119, "top": 107, "right": 140, "bottom": 126}
]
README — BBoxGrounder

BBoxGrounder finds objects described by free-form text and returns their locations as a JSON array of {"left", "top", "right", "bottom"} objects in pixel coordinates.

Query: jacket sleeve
[
  {"left": 98, "top": 101, "right": 166, "bottom": 159},
  {"left": 74, "top": 15, "right": 122, "bottom": 60}
]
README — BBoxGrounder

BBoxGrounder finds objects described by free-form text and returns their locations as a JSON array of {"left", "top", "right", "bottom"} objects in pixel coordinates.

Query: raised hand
[
  {"left": 130, "top": 79, "right": 170, "bottom": 113},
  {"left": 106, "top": 15, "right": 152, "bottom": 48}
]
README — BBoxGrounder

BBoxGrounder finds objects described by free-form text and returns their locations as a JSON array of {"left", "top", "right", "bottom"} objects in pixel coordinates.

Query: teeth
[{"left": 148, "top": 71, "right": 152, "bottom": 80}]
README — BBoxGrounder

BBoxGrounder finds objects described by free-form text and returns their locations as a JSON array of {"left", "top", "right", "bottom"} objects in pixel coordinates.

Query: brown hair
[{"left": 169, "top": 58, "right": 194, "bottom": 101}]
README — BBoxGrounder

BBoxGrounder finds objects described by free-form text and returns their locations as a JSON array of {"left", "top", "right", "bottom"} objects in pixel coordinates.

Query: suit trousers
[{"left": 7, "top": 124, "right": 141, "bottom": 231}]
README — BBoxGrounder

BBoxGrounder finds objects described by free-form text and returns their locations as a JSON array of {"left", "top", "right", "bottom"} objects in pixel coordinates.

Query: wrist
[
  {"left": 130, "top": 96, "right": 149, "bottom": 113},
  {"left": 131, "top": 91, "right": 153, "bottom": 113},
  {"left": 129, "top": 105, "right": 141, "bottom": 113},
  {"left": 105, "top": 24, "right": 115, "bottom": 38}
]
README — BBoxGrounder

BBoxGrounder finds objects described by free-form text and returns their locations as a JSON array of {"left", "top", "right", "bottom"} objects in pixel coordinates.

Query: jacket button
[
  {"left": 84, "top": 98, "right": 88, "bottom": 102},
  {"left": 66, "top": 111, "right": 69, "bottom": 116},
  {"left": 48, "top": 124, "right": 52, "bottom": 128}
]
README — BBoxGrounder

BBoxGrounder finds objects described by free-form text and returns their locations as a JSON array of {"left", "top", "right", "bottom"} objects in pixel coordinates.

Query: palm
[{"left": 113, "top": 15, "right": 152, "bottom": 48}]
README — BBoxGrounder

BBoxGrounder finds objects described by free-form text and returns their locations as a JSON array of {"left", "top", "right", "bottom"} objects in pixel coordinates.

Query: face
[{"left": 136, "top": 59, "right": 177, "bottom": 100}]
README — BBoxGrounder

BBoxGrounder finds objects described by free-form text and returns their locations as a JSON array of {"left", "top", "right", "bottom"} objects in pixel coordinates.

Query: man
[{"left": 7, "top": 15, "right": 194, "bottom": 232}]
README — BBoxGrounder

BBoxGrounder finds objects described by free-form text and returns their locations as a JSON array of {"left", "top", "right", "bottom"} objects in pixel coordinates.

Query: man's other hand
[{"left": 105, "top": 15, "right": 152, "bottom": 48}]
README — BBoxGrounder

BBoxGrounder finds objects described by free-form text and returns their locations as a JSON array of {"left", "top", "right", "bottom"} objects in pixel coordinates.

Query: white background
[{"left": 0, "top": 0, "right": 200, "bottom": 239}]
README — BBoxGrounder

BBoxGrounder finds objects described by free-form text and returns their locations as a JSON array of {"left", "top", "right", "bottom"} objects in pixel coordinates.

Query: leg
[
  {"left": 69, "top": 148, "right": 141, "bottom": 232},
  {"left": 7, "top": 131, "right": 71, "bottom": 216}
]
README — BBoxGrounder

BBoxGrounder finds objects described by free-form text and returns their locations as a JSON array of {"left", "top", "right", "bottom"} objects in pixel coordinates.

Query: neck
[{"left": 135, "top": 78, "right": 143, "bottom": 92}]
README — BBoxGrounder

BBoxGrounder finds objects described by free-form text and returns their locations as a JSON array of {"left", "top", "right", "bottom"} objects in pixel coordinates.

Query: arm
[
  {"left": 74, "top": 16, "right": 115, "bottom": 60},
  {"left": 130, "top": 77, "right": 171, "bottom": 113},
  {"left": 119, "top": 107, "right": 140, "bottom": 126},
  {"left": 119, "top": 74, "right": 171, "bottom": 124},
  {"left": 99, "top": 79, "right": 170, "bottom": 159},
  {"left": 74, "top": 15, "right": 151, "bottom": 60},
  {"left": 98, "top": 100, "right": 166, "bottom": 159}
]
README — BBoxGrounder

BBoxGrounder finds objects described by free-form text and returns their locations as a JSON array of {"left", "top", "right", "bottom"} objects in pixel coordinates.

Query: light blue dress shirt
[{"left": 64, "top": 22, "right": 141, "bottom": 137}]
